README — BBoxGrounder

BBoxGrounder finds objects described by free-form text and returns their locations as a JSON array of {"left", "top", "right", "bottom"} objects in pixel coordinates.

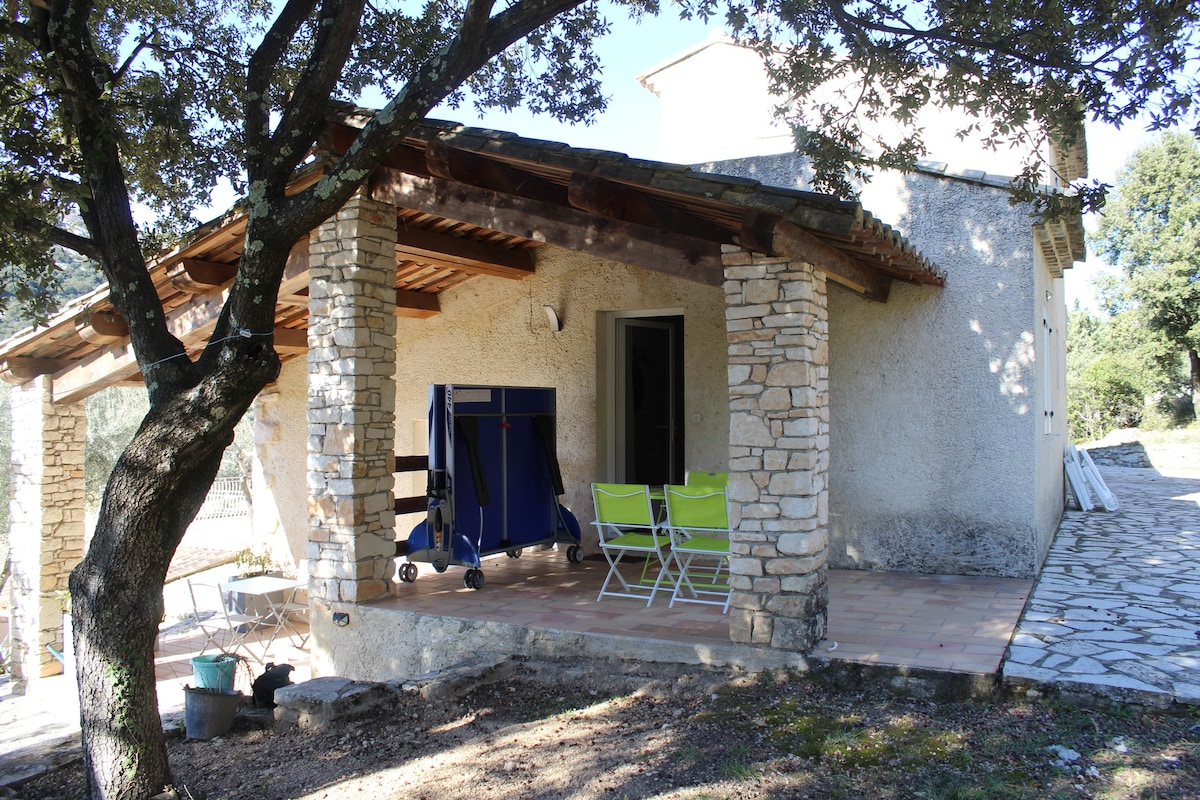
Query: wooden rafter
[
  {"left": 75, "top": 310, "right": 129, "bottom": 345},
  {"left": 370, "top": 168, "right": 724, "bottom": 286},
  {"left": 0, "top": 356, "right": 73, "bottom": 385},
  {"left": 394, "top": 225, "right": 535, "bottom": 279},
  {"left": 168, "top": 259, "right": 239, "bottom": 293},
  {"left": 395, "top": 290, "right": 440, "bottom": 318}
]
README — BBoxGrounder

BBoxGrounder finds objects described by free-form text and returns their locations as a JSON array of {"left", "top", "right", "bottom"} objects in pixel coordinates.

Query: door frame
[{"left": 596, "top": 308, "right": 685, "bottom": 482}]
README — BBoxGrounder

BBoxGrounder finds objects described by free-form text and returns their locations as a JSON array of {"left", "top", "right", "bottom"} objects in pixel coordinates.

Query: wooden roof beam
[
  {"left": 0, "top": 356, "right": 73, "bottom": 385},
  {"left": 741, "top": 215, "right": 892, "bottom": 303},
  {"left": 52, "top": 283, "right": 232, "bottom": 403},
  {"left": 370, "top": 169, "right": 723, "bottom": 286},
  {"left": 395, "top": 226, "right": 535, "bottom": 279},
  {"left": 168, "top": 259, "right": 239, "bottom": 293},
  {"left": 567, "top": 174, "right": 729, "bottom": 244},
  {"left": 396, "top": 290, "right": 440, "bottom": 319},
  {"left": 426, "top": 139, "right": 568, "bottom": 206},
  {"left": 75, "top": 310, "right": 129, "bottom": 345},
  {"left": 272, "top": 328, "right": 308, "bottom": 355}
]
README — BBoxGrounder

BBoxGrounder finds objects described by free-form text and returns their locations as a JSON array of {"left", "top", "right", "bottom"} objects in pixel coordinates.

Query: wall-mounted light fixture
[
  {"left": 332, "top": 612, "right": 350, "bottom": 627},
  {"left": 543, "top": 305, "right": 563, "bottom": 332}
]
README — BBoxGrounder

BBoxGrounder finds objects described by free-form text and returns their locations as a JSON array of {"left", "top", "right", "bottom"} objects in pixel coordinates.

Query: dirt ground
[{"left": 9, "top": 658, "right": 1200, "bottom": 800}]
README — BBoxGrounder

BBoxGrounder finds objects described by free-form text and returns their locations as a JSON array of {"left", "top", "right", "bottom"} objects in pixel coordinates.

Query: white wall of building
[
  {"left": 704, "top": 152, "right": 1066, "bottom": 577},
  {"left": 640, "top": 34, "right": 1055, "bottom": 180}
]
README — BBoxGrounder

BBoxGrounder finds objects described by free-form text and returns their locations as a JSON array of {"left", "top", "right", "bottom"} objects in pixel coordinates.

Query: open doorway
[{"left": 614, "top": 315, "right": 685, "bottom": 485}]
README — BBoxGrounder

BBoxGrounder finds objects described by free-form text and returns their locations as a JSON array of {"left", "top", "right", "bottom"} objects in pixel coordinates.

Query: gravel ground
[{"left": 10, "top": 658, "right": 1200, "bottom": 800}]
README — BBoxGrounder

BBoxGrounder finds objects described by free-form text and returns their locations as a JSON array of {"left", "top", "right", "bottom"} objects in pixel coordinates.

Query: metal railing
[{"left": 196, "top": 477, "right": 251, "bottom": 520}]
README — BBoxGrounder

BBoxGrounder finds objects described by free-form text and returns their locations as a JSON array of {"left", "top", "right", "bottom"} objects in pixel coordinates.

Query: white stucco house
[{"left": 1, "top": 36, "right": 1084, "bottom": 687}]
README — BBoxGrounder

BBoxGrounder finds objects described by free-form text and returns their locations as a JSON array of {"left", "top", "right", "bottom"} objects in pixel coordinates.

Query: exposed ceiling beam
[
  {"left": 427, "top": 139, "right": 569, "bottom": 207},
  {"left": 75, "top": 310, "right": 129, "bottom": 345},
  {"left": 272, "top": 328, "right": 308, "bottom": 354},
  {"left": 0, "top": 357, "right": 73, "bottom": 385},
  {"left": 369, "top": 169, "right": 723, "bottom": 286},
  {"left": 52, "top": 284, "right": 231, "bottom": 403},
  {"left": 396, "top": 290, "right": 440, "bottom": 319},
  {"left": 168, "top": 259, "right": 238, "bottom": 293},
  {"left": 567, "top": 174, "right": 729, "bottom": 244},
  {"left": 394, "top": 226, "right": 535, "bottom": 279},
  {"left": 741, "top": 215, "right": 892, "bottom": 303}
]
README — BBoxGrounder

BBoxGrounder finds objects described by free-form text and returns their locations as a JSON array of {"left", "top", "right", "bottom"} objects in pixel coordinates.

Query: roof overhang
[{"left": 0, "top": 109, "right": 941, "bottom": 401}]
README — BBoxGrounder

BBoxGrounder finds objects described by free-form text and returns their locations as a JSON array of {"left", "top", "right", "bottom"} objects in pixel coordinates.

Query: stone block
[
  {"left": 765, "top": 362, "right": 813, "bottom": 388},
  {"left": 759, "top": 387, "right": 792, "bottom": 410},
  {"left": 767, "top": 555, "right": 826, "bottom": 576},
  {"left": 730, "top": 413, "right": 776, "bottom": 448},
  {"left": 726, "top": 304, "right": 773, "bottom": 321},
  {"left": 743, "top": 280, "right": 781, "bottom": 304},
  {"left": 768, "top": 471, "right": 815, "bottom": 497},
  {"left": 780, "top": 495, "right": 818, "bottom": 519},
  {"left": 771, "top": 612, "right": 827, "bottom": 653},
  {"left": 728, "top": 557, "right": 764, "bottom": 577},
  {"left": 776, "top": 530, "right": 827, "bottom": 557}
]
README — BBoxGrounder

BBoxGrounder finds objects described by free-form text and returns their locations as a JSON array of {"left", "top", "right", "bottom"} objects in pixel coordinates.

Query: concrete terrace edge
[{"left": 311, "top": 603, "right": 816, "bottom": 680}]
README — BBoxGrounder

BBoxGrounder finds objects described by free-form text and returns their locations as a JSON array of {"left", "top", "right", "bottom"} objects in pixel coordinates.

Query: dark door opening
[{"left": 617, "top": 316, "right": 684, "bottom": 485}]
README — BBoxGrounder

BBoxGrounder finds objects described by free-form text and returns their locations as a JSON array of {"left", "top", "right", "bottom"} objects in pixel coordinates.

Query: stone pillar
[
  {"left": 723, "top": 245, "right": 829, "bottom": 651},
  {"left": 7, "top": 377, "right": 86, "bottom": 692},
  {"left": 306, "top": 192, "right": 398, "bottom": 605}
]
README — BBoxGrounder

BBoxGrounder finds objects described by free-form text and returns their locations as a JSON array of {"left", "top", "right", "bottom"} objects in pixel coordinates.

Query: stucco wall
[
  {"left": 249, "top": 248, "right": 728, "bottom": 564},
  {"left": 251, "top": 357, "right": 310, "bottom": 565},
  {"left": 706, "top": 154, "right": 1062, "bottom": 577},
  {"left": 390, "top": 246, "right": 730, "bottom": 550}
]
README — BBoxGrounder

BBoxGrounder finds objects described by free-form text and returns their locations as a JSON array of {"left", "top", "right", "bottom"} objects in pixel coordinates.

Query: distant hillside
[{"left": 0, "top": 247, "right": 105, "bottom": 341}]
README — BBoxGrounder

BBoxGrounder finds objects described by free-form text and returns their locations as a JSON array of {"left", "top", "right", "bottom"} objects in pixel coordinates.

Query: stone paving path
[{"left": 1003, "top": 465, "right": 1200, "bottom": 705}]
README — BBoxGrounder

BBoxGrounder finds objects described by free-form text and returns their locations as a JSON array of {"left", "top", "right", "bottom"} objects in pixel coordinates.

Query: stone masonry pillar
[
  {"left": 306, "top": 192, "right": 398, "bottom": 605},
  {"left": 723, "top": 245, "right": 830, "bottom": 651},
  {"left": 7, "top": 377, "right": 86, "bottom": 692}
]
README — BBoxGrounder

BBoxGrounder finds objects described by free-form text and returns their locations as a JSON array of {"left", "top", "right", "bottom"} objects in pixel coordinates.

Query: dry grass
[{"left": 11, "top": 659, "right": 1200, "bottom": 800}]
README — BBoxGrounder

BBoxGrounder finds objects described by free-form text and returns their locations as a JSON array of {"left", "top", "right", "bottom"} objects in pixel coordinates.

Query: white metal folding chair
[
  {"left": 187, "top": 579, "right": 263, "bottom": 663},
  {"left": 592, "top": 483, "right": 673, "bottom": 606},
  {"left": 269, "top": 561, "right": 310, "bottom": 649}
]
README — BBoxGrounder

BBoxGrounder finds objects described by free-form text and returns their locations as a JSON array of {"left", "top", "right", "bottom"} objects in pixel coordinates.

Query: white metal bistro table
[{"left": 225, "top": 574, "right": 307, "bottom": 657}]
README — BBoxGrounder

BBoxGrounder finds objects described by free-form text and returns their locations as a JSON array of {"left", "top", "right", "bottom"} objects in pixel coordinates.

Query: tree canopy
[
  {"left": 2, "top": 1, "right": 1198, "bottom": 329},
  {"left": 2, "top": 1, "right": 1200, "bottom": 799},
  {"left": 1092, "top": 130, "right": 1200, "bottom": 418}
]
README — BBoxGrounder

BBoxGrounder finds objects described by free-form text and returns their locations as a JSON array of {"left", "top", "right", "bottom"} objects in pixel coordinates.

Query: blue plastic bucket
[{"left": 190, "top": 654, "right": 239, "bottom": 691}]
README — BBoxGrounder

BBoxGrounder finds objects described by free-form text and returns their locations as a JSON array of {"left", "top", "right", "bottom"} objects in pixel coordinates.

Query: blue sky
[{"left": 430, "top": 6, "right": 715, "bottom": 160}]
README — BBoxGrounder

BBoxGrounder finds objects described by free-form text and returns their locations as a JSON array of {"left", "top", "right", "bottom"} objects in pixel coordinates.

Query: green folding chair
[
  {"left": 685, "top": 470, "right": 729, "bottom": 490},
  {"left": 592, "top": 483, "right": 672, "bottom": 606},
  {"left": 662, "top": 484, "right": 732, "bottom": 612}
]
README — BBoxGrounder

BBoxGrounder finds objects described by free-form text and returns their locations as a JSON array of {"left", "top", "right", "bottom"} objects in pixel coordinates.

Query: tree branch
[
  {"left": 288, "top": 0, "right": 585, "bottom": 231},
  {"left": 820, "top": 0, "right": 1089, "bottom": 74},
  {"left": 246, "top": 0, "right": 321, "bottom": 171},
  {"left": 38, "top": 0, "right": 189, "bottom": 397},
  {"left": 45, "top": 223, "right": 99, "bottom": 260}
]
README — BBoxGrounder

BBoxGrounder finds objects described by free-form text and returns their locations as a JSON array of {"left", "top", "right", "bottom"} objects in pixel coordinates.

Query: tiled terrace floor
[{"left": 371, "top": 550, "right": 1034, "bottom": 674}]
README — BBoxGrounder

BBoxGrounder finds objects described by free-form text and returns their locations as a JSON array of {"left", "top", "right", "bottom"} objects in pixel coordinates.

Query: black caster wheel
[
  {"left": 399, "top": 563, "right": 418, "bottom": 583},
  {"left": 567, "top": 545, "right": 585, "bottom": 563},
  {"left": 506, "top": 549, "right": 522, "bottom": 558},
  {"left": 463, "top": 568, "right": 485, "bottom": 590}
]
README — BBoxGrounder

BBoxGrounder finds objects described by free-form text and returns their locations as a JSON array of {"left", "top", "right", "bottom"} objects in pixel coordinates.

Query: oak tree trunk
[{"left": 69, "top": 330, "right": 281, "bottom": 798}]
